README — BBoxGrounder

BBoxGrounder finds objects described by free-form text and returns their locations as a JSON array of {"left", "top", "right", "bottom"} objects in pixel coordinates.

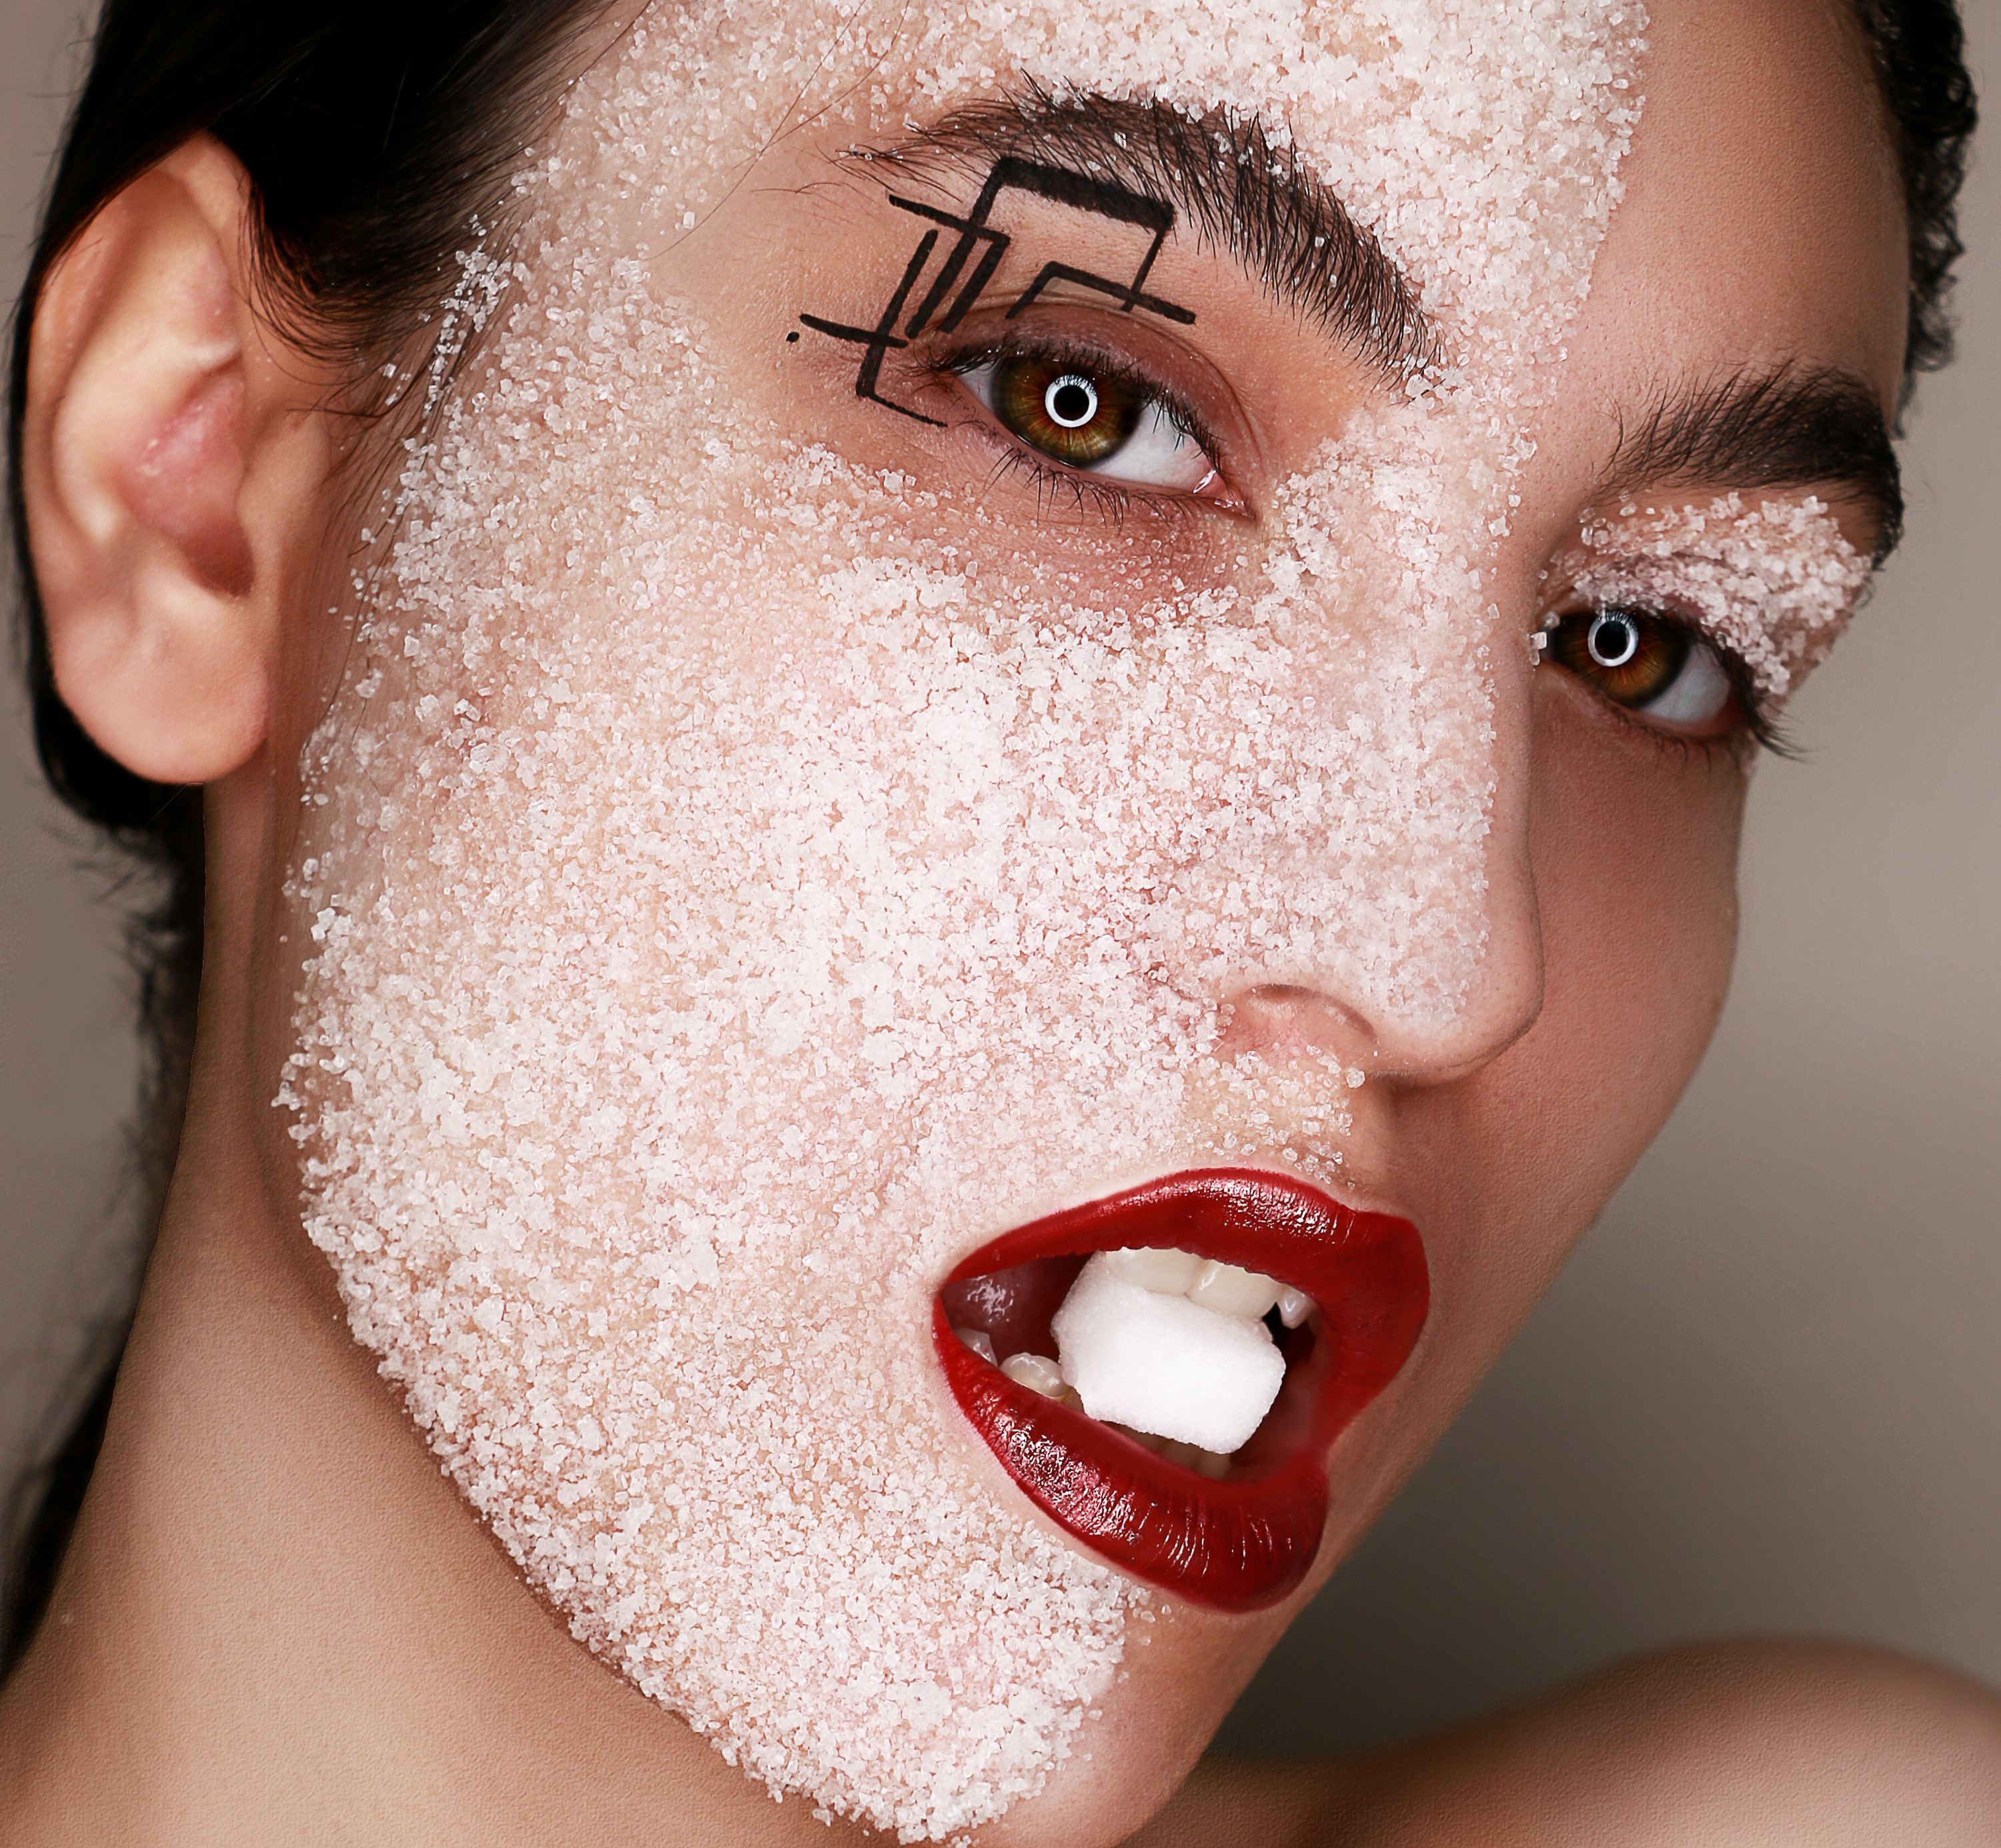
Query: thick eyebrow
[
  {"left": 1607, "top": 364, "right": 1904, "bottom": 558},
  {"left": 859, "top": 89, "right": 1436, "bottom": 377}
]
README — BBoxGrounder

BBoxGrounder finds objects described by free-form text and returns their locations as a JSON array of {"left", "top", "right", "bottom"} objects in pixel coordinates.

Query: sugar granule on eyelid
[
  {"left": 1573, "top": 494, "right": 1872, "bottom": 703},
  {"left": 280, "top": 4, "right": 1650, "bottom": 1840}
]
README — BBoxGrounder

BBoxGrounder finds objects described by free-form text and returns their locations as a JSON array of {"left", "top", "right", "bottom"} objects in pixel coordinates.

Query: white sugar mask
[{"left": 282, "top": 3, "right": 1651, "bottom": 1839}]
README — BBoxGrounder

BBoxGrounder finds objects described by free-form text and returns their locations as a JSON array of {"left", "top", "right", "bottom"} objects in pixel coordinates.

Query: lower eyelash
[
  {"left": 970, "top": 413, "right": 1202, "bottom": 527},
  {"left": 1545, "top": 609, "right": 1792, "bottom": 761},
  {"left": 933, "top": 340, "right": 1221, "bottom": 522},
  {"left": 1596, "top": 694, "right": 1780, "bottom": 770}
]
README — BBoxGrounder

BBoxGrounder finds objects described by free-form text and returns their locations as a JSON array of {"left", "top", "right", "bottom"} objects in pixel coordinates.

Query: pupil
[
  {"left": 1587, "top": 611, "right": 1641, "bottom": 669},
  {"left": 1045, "top": 375, "right": 1098, "bottom": 430}
]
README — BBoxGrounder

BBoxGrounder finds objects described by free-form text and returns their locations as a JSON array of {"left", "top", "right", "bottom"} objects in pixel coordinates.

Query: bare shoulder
[{"left": 1131, "top": 1640, "right": 2001, "bottom": 1847}]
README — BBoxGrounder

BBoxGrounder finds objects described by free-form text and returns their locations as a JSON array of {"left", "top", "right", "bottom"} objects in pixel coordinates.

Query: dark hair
[
  {"left": 0, "top": 0, "right": 610, "bottom": 1675},
  {"left": 1854, "top": 0, "right": 1981, "bottom": 388},
  {"left": 0, "top": 0, "right": 1980, "bottom": 1675}
]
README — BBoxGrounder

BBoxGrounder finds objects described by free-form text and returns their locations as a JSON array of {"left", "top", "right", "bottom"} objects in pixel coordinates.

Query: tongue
[
  {"left": 938, "top": 1255, "right": 1086, "bottom": 1361},
  {"left": 1051, "top": 1254, "right": 1285, "bottom": 1454}
]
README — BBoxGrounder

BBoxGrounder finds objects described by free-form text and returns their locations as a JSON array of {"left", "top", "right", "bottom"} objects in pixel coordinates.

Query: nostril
[{"left": 1217, "top": 984, "right": 1379, "bottom": 1068}]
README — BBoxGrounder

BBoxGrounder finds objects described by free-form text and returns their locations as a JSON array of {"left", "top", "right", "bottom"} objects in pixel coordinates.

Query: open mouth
[{"left": 933, "top": 1168, "right": 1429, "bottom": 1612}]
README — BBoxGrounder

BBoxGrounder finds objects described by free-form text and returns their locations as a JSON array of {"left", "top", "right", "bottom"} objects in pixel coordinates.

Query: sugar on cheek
[{"left": 266, "top": 1, "right": 1776, "bottom": 1841}]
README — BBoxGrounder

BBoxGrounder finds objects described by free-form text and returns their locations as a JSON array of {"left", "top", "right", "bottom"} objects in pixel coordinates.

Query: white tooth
[
  {"left": 1000, "top": 1351, "right": 1067, "bottom": 1398},
  {"left": 1277, "top": 1286, "right": 1316, "bottom": 1330},
  {"left": 1053, "top": 1255, "right": 1284, "bottom": 1454},
  {"left": 1101, "top": 1246, "right": 1204, "bottom": 1295},
  {"left": 954, "top": 1326, "right": 997, "bottom": 1366},
  {"left": 1186, "top": 1260, "right": 1284, "bottom": 1321}
]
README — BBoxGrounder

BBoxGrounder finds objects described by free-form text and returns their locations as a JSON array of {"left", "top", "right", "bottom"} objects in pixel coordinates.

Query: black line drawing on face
[
  {"left": 798, "top": 156, "right": 1197, "bottom": 426},
  {"left": 798, "top": 228, "right": 947, "bottom": 425}
]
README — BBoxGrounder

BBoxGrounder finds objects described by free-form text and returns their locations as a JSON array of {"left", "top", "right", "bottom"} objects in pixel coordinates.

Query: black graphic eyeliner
[
  {"left": 799, "top": 157, "right": 1195, "bottom": 425},
  {"left": 798, "top": 229, "right": 946, "bottom": 426}
]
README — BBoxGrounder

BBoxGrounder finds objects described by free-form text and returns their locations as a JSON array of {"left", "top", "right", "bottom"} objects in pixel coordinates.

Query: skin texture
[{"left": 3, "top": 0, "right": 1999, "bottom": 1843}]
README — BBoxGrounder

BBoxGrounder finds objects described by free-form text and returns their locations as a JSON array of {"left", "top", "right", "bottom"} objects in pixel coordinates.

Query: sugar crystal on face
[
  {"left": 278, "top": 1, "right": 1657, "bottom": 1839},
  {"left": 1570, "top": 493, "right": 1871, "bottom": 705}
]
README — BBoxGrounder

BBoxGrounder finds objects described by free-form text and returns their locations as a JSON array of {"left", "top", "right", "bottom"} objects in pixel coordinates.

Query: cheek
[
  {"left": 1477, "top": 673, "right": 1744, "bottom": 1237},
  {"left": 1397, "top": 675, "right": 1745, "bottom": 1397},
  {"left": 1531, "top": 681, "right": 1745, "bottom": 1110}
]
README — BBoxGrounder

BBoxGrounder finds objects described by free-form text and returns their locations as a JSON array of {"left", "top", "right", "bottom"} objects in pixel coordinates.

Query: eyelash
[
  {"left": 1543, "top": 602, "right": 1792, "bottom": 763},
  {"left": 931, "top": 335, "right": 1226, "bottom": 525}
]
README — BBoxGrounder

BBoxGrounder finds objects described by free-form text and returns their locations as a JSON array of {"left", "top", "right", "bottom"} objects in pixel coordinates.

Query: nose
[
  {"left": 1215, "top": 983, "right": 1380, "bottom": 1071},
  {"left": 1197, "top": 628, "right": 1547, "bottom": 1089},
  {"left": 1217, "top": 916, "right": 1545, "bottom": 1091},
  {"left": 1216, "top": 847, "right": 1543, "bottom": 1085}
]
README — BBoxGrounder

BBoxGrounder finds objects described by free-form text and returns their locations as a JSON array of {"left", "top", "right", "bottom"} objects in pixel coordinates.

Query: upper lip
[
  {"left": 940, "top": 1164, "right": 1411, "bottom": 1309},
  {"left": 931, "top": 1166, "right": 1430, "bottom": 1611}
]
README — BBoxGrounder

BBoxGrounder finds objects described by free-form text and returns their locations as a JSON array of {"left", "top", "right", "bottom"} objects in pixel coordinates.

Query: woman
[{"left": 1, "top": 0, "right": 1993, "bottom": 1841}]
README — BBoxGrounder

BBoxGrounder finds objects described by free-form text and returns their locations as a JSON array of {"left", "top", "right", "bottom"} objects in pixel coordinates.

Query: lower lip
[{"left": 932, "top": 1168, "right": 1429, "bottom": 1612}]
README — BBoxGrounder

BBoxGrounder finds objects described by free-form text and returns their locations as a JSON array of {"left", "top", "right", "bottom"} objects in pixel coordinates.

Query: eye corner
[
  {"left": 928, "top": 328, "right": 1249, "bottom": 522},
  {"left": 1538, "top": 600, "right": 1768, "bottom": 753}
]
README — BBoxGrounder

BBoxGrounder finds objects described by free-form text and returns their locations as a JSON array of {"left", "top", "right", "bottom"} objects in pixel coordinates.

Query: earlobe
[{"left": 23, "top": 136, "right": 329, "bottom": 787}]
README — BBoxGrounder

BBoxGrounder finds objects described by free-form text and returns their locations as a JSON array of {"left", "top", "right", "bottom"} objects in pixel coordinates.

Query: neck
[{"left": 0, "top": 828, "right": 864, "bottom": 1847}]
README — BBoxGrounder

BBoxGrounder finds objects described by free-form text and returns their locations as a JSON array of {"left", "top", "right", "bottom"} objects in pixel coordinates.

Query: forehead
[
  {"left": 905, "top": 0, "right": 1643, "bottom": 358},
  {"left": 1569, "top": 0, "right": 1907, "bottom": 404},
  {"left": 564, "top": 0, "right": 1909, "bottom": 460},
  {"left": 592, "top": 0, "right": 1645, "bottom": 364}
]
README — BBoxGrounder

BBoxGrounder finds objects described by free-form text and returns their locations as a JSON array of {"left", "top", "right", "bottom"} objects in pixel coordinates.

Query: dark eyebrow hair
[
  {"left": 1607, "top": 364, "right": 1904, "bottom": 558},
  {"left": 855, "top": 98, "right": 1902, "bottom": 559},
  {"left": 860, "top": 88, "right": 1436, "bottom": 376}
]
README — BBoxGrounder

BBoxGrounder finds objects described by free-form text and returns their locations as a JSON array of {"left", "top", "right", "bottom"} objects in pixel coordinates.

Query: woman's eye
[
  {"left": 1542, "top": 606, "right": 1740, "bottom": 736},
  {"left": 958, "top": 352, "right": 1225, "bottom": 498}
]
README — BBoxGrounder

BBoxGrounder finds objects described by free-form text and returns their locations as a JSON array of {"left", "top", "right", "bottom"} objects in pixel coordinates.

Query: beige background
[{"left": 3, "top": 0, "right": 1995, "bottom": 1753}]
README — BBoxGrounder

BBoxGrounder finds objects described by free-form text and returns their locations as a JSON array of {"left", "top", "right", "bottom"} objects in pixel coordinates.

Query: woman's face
[{"left": 264, "top": 0, "right": 1904, "bottom": 1840}]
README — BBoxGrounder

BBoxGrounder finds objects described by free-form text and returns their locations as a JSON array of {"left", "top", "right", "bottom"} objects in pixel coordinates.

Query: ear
[{"left": 22, "top": 135, "right": 333, "bottom": 786}]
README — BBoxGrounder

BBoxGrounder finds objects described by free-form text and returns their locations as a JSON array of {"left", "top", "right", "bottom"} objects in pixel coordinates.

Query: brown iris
[
  {"left": 990, "top": 354, "right": 1142, "bottom": 468},
  {"left": 1545, "top": 607, "right": 1690, "bottom": 707}
]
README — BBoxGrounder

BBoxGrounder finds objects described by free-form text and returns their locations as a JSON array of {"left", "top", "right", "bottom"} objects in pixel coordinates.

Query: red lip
[{"left": 932, "top": 1168, "right": 1428, "bottom": 1612}]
